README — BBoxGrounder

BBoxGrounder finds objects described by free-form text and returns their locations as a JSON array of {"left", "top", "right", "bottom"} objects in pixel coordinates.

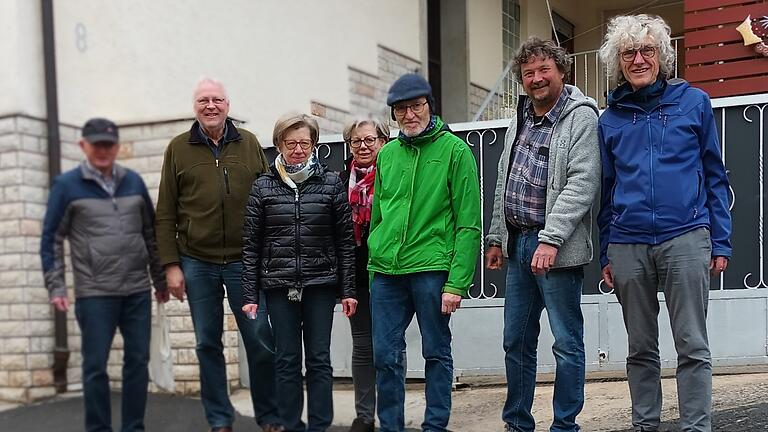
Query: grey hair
[
  {"left": 193, "top": 76, "right": 229, "bottom": 100},
  {"left": 598, "top": 14, "right": 676, "bottom": 85},
  {"left": 342, "top": 117, "right": 391, "bottom": 144},
  {"left": 512, "top": 37, "right": 572, "bottom": 83}
]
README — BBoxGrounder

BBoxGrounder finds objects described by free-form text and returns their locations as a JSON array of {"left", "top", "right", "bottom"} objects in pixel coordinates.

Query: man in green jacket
[
  {"left": 155, "top": 78, "right": 281, "bottom": 432},
  {"left": 369, "top": 73, "right": 482, "bottom": 432}
]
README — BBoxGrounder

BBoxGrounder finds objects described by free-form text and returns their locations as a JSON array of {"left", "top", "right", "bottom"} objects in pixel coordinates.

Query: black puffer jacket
[{"left": 241, "top": 164, "right": 356, "bottom": 304}]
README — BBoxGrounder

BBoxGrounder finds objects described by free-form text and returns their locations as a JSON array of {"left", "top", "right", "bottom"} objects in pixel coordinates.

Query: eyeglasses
[
  {"left": 283, "top": 139, "right": 313, "bottom": 150},
  {"left": 195, "top": 97, "right": 227, "bottom": 107},
  {"left": 620, "top": 46, "right": 657, "bottom": 62},
  {"left": 348, "top": 136, "right": 383, "bottom": 148},
  {"left": 393, "top": 100, "right": 428, "bottom": 117}
]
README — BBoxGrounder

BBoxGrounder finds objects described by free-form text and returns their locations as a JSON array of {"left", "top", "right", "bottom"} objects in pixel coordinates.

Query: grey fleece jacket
[{"left": 486, "top": 85, "right": 600, "bottom": 268}]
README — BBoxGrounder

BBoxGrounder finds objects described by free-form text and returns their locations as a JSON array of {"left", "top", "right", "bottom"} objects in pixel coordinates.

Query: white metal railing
[{"left": 472, "top": 36, "right": 684, "bottom": 121}]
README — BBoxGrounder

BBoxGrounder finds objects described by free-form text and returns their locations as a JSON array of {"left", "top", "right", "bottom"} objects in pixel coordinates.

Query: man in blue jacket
[
  {"left": 40, "top": 118, "right": 168, "bottom": 432},
  {"left": 597, "top": 15, "right": 732, "bottom": 432}
]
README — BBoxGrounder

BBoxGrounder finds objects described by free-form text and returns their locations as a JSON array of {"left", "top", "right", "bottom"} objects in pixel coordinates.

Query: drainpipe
[{"left": 41, "top": 0, "right": 69, "bottom": 393}]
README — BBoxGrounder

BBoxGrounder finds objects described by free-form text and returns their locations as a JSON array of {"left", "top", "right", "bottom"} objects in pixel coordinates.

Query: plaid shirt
[{"left": 505, "top": 88, "right": 569, "bottom": 228}]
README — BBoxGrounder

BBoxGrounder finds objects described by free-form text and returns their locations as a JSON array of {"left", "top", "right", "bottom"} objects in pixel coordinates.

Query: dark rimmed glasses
[
  {"left": 348, "top": 136, "right": 384, "bottom": 148},
  {"left": 620, "top": 46, "right": 657, "bottom": 62},
  {"left": 283, "top": 139, "right": 313, "bottom": 150},
  {"left": 393, "top": 100, "right": 428, "bottom": 117}
]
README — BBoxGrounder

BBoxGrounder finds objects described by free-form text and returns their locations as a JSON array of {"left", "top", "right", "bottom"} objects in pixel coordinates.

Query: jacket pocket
[
  {"left": 693, "top": 168, "right": 703, "bottom": 218},
  {"left": 263, "top": 245, "right": 273, "bottom": 274}
]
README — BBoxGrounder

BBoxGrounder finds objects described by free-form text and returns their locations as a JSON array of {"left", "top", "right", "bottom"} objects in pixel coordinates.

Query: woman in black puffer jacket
[{"left": 242, "top": 112, "right": 356, "bottom": 432}]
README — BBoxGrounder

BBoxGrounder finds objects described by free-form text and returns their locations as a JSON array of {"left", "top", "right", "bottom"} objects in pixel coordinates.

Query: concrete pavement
[{"left": 2, "top": 371, "right": 768, "bottom": 431}]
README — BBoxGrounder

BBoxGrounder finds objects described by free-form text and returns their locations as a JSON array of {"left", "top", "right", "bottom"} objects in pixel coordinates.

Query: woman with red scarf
[{"left": 340, "top": 117, "right": 389, "bottom": 432}]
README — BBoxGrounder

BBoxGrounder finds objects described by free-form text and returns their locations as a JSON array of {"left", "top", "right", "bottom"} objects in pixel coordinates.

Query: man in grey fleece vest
[{"left": 485, "top": 37, "right": 600, "bottom": 432}]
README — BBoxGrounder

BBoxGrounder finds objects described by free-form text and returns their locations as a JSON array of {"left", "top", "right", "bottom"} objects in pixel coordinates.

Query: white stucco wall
[
  {"left": 0, "top": 0, "right": 46, "bottom": 119},
  {"left": 10, "top": 0, "right": 421, "bottom": 139},
  {"left": 468, "top": 0, "right": 503, "bottom": 90}
]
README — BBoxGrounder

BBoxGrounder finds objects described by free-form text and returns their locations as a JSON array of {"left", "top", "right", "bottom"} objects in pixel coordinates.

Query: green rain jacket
[{"left": 368, "top": 116, "right": 482, "bottom": 297}]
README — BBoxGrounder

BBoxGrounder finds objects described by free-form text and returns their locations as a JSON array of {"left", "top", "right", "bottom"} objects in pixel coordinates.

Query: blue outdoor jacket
[{"left": 597, "top": 78, "right": 732, "bottom": 268}]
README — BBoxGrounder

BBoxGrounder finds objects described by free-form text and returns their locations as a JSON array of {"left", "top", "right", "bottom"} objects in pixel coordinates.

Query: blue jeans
[
  {"left": 75, "top": 291, "right": 151, "bottom": 432},
  {"left": 180, "top": 255, "right": 278, "bottom": 428},
  {"left": 371, "top": 271, "right": 453, "bottom": 432},
  {"left": 267, "top": 287, "right": 337, "bottom": 432},
  {"left": 503, "top": 230, "right": 585, "bottom": 432}
]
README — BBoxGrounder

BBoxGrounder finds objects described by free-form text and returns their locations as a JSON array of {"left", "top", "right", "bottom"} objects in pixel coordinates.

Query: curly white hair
[{"left": 598, "top": 14, "right": 676, "bottom": 85}]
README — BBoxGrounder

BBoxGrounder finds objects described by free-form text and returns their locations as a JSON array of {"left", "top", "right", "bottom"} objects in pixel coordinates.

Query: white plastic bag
[{"left": 149, "top": 302, "right": 175, "bottom": 392}]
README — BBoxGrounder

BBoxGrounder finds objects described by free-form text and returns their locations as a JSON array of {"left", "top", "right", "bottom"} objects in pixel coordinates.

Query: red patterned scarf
[{"left": 348, "top": 160, "right": 376, "bottom": 246}]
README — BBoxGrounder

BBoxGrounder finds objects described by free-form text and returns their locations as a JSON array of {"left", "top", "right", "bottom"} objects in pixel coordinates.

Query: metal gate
[{"left": 243, "top": 93, "right": 768, "bottom": 381}]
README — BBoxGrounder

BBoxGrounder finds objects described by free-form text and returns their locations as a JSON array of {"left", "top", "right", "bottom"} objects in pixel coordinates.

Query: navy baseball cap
[{"left": 82, "top": 118, "right": 119, "bottom": 144}]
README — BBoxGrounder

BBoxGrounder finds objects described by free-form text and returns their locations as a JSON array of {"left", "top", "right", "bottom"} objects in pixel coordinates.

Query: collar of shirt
[
  {"left": 83, "top": 160, "right": 116, "bottom": 195},
  {"left": 525, "top": 87, "right": 569, "bottom": 126},
  {"left": 199, "top": 122, "right": 229, "bottom": 157}
]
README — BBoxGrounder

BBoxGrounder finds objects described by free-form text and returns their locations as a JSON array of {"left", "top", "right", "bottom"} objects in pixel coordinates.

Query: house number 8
[{"left": 75, "top": 23, "right": 87, "bottom": 52}]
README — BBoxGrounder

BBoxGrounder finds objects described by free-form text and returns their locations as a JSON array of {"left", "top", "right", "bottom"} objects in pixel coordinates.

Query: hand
[
  {"left": 242, "top": 303, "right": 259, "bottom": 319},
  {"left": 342, "top": 298, "right": 358, "bottom": 317},
  {"left": 441, "top": 293, "right": 462, "bottom": 315},
  {"left": 166, "top": 264, "right": 186, "bottom": 302},
  {"left": 485, "top": 246, "right": 504, "bottom": 270},
  {"left": 155, "top": 290, "right": 170, "bottom": 303},
  {"left": 601, "top": 264, "right": 614, "bottom": 290},
  {"left": 710, "top": 256, "right": 729, "bottom": 276},
  {"left": 531, "top": 243, "right": 558, "bottom": 275},
  {"left": 50, "top": 296, "right": 69, "bottom": 312}
]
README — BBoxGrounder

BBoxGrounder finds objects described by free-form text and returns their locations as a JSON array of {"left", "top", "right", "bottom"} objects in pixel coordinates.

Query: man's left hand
[
  {"left": 441, "top": 293, "right": 462, "bottom": 315},
  {"left": 531, "top": 243, "right": 558, "bottom": 275},
  {"left": 155, "top": 290, "right": 170, "bottom": 303},
  {"left": 710, "top": 256, "right": 729, "bottom": 276}
]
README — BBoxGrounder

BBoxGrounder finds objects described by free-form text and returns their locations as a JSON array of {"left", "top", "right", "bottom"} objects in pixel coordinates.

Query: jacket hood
[
  {"left": 607, "top": 78, "right": 690, "bottom": 108},
  {"left": 561, "top": 84, "right": 599, "bottom": 117}
]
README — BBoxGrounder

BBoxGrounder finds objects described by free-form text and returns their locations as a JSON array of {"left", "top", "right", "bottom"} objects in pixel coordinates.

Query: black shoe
[
  {"left": 261, "top": 424, "right": 285, "bottom": 432},
  {"left": 349, "top": 416, "right": 375, "bottom": 432}
]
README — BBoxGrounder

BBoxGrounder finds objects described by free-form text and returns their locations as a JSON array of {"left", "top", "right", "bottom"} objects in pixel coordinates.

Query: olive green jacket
[{"left": 155, "top": 119, "right": 269, "bottom": 265}]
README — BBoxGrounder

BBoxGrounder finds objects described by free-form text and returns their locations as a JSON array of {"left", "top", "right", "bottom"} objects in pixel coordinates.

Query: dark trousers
[
  {"left": 181, "top": 255, "right": 279, "bottom": 428},
  {"left": 75, "top": 291, "right": 151, "bottom": 432},
  {"left": 267, "top": 287, "right": 338, "bottom": 432},
  {"left": 349, "top": 282, "right": 376, "bottom": 422}
]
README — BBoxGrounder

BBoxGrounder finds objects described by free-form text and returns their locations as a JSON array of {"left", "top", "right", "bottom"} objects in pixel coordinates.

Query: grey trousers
[{"left": 607, "top": 228, "right": 713, "bottom": 432}]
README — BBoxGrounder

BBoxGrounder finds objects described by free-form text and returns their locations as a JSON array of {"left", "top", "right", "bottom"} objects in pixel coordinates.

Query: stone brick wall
[
  {"left": 311, "top": 45, "right": 422, "bottom": 134},
  {"left": 0, "top": 115, "right": 79, "bottom": 402}
]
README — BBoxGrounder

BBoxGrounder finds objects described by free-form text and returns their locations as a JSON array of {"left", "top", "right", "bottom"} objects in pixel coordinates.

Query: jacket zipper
[
  {"left": 294, "top": 187, "right": 302, "bottom": 288},
  {"left": 647, "top": 115, "right": 657, "bottom": 243},
  {"left": 223, "top": 167, "right": 231, "bottom": 194},
  {"left": 396, "top": 145, "right": 420, "bottom": 269},
  {"left": 217, "top": 158, "right": 228, "bottom": 264}
]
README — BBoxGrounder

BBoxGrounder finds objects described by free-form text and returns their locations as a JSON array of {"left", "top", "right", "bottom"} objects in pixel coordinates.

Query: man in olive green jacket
[
  {"left": 155, "top": 78, "right": 281, "bottom": 432},
  {"left": 369, "top": 73, "right": 482, "bottom": 432}
]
